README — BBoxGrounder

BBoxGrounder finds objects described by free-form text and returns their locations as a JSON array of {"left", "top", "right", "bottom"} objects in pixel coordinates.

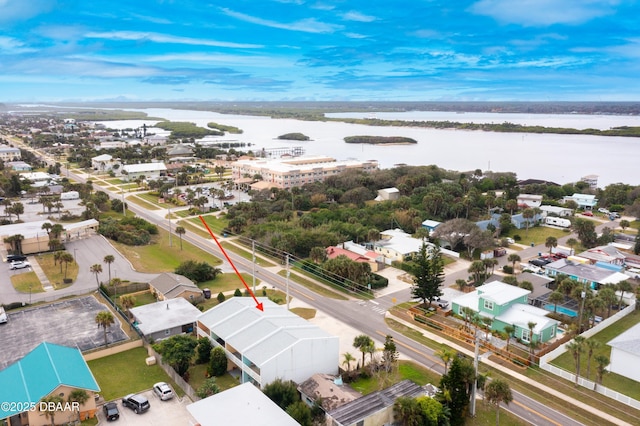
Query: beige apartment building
[{"left": 231, "top": 156, "right": 379, "bottom": 189}]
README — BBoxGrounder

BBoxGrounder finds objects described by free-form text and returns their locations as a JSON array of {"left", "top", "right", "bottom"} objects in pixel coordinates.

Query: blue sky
[{"left": 0, "top": 0, "right": 638, "bottom": 102}]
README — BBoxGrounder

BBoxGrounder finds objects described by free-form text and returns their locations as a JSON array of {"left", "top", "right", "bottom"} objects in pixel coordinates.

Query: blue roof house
[{"left": 0, "top": 342, "right": 100, "bottom": 425}]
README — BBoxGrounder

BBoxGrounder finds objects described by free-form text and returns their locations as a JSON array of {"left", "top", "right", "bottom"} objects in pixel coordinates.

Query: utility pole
[
  {"left": 286, "top": 254, "right": 290, "bottom": 310},
  {"left": 470, "top": 334, "right": 480, "bottom": 417},
  {"left": 252, "top": 240, "right": 256, "bottom": 294},
  {"left": 168, "top": 208, "right": 172, "bottom": 247}
]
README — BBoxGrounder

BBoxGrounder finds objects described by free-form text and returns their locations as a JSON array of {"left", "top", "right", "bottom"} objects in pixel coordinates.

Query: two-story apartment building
[
  {"left": 563, "top": 193, "right": 598, "bottom": 210},
  {"left": 517, "top": 194, "right": 543, "bottom": 208},
  {"left": 451, "top": 281, "right": 559, "bottom": 344}
]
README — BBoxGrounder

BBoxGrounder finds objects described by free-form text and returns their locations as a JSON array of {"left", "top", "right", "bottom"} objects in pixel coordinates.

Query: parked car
[
  {"left": 10, "top": 261, "right": 30, "bottom": 270},
  {"left": 505, "top": 237, "right": 515, "bottom": 244},
  {"left": 103, "top": 402, "right": 120, "bottom": 421},
  {"left": 6, "top": 254, "right": 27, "bottom": 262},
  {"left": 598, "top": 208, "right": 610, "bottom": 214},
  {"left": 121, "top": 394, "right": 150, "bottom": 414},
  {"left": 0, "top": 307, "right": 7, "bottom": 324},
  {"left": 202, "top": 288, "right": 211, "bottom": 299},
  {"left": 529, "top": 258, "right": 548, "bottom": 267},
  {"left": 153, "top": 382, "right": 174, "bottom": 401},
  {"left": 582, "top": 211, "right": 594, "bottom": 217}
]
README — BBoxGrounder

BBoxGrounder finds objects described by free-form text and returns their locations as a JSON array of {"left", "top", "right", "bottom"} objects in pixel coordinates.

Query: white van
[{"left": 0, "top": 307, "right": 7, "bottom": 324}]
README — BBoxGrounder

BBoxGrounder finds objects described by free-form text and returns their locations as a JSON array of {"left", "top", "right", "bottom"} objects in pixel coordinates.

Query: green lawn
[
  {"left": 88, "top": 347, "right": 183, "bottom": 401},
  {"left": 110, "top": 227, "right": 222, "bottom": 273},
  {"left": 508, "top": 226, "right": 571, "bottom": 246},
  {"left": 10, "top": 271, "right": 44, "bottom": 293},
  {"left": 38, "top": 252, "right": 79, "bottom": 289},
  {"left": 188, "top": 363, "right": 240, "bottom": 394},
  {"left": 550, "top": 310, "right": 640, "bottom": 400},
  {"left": 290, "top": 307, "right": 316, "bottom": 319},
  {"left": 125, "top": 195, "right": 162, "bottom": 210},
  {"left": 350, "top": 360, "right": 440, "bottom": 395},
  {"left": 219, "top": 241, "right": 278, "bottom": 267}
]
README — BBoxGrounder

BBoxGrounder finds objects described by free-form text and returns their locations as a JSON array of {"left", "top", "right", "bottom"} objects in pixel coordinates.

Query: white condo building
[{"left": 231, "top": 156, "right": 378, "bottom": 189}]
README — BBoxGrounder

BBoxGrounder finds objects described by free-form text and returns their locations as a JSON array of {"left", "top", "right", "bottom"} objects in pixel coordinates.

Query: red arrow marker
[{"left": 199, "top": 216, "right": 263, "bottom": 311}]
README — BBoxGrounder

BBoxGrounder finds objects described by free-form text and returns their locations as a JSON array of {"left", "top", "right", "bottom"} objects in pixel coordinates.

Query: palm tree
[
  {"left": 503, "top": 325, "right": 515, "bottom": 352},
  {"left": 484, "top": 378, "right": 513, "bottom": 426},
  {"left": 566, "top": 238, "right": 578, "bottom": 253},
  {"left": 67, "top": 389, "right": 89, "bottom": 422},
  {"left": 567, "top": 336, "right": 586, "bottom": 385},
  {"left": 41, "top": 395, "right": 64, "bottom": 426},
  {"left": 353, "top": 335, "right": 374, "bottom": 369},
  {"left": 597, "top": 286, "right": 617, "bottom": 317},
  {"left": 90, "top": 264, "right": 103, "bottom": 289},
  {"left": 548, "top": 291, "right": 565, "bottom": 314},
  {"left": 482, "top": 316, "right": 493, "bottom": 339},
  {"left": 507, "top": 253, "right": 521, "bottom": 273},
  {"left": 120, "top": 294, "right": 136, "bottom": 319},
  {"left": 435, "top": 346, "right": 455, "bottom": 375},
  {"left": 103, "top": 254, "right": 115, "bottom": 283},
  {"left": 95, "top": 311, "right": 115, "bottom": 347},
  {"left": 585, "top": 339, "right": 601, "bottom": 380},
  {"left": 545, "top": 236, "right": 558, "bottom": 254},
  {"left": 342, "top": 352, "right": 355, "bottom": 372},
  {"left": 616, "top": 280, "right": 633, "bottom": 307},
  {"left": 175, "top": 226, "right": 186, "bottom": 250},
  {"left": 594, "top": 355, "right": 610, "bottom": 390},
  {"left": 60, "top": 252, "right": 74, "bottom": 280},
  {"left": 461, "top": 306, "right": 475, "bottom": 332}
]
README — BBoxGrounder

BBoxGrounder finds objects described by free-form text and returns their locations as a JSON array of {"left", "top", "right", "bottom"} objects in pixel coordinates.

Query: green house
[{"left": 451, "top": 281, "right": 559, "bottom": 344}]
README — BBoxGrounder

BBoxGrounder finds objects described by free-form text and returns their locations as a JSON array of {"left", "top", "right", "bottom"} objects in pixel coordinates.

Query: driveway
[
  {"left": 0, "top": 295, "right": 128, "bottom": 370},
  {"left": 97, "top": 389, "right": 195, "bottom": 425}
]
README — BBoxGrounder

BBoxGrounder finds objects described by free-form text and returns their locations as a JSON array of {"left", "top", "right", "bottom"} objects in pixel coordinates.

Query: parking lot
[
  {"left": 96, "top": 388, "right": 195, "bottom": 425},
  {"left": 0, "top": 295, "right": 128, "bottom": 369}
]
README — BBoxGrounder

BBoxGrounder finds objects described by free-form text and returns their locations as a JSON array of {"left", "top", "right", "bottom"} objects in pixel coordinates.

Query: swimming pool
[{"left": 544, "top": 304, "right": 578, "bottom": 317}]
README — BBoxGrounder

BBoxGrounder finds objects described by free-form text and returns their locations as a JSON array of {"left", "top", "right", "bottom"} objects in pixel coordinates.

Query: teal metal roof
[{"left": 0, "top": 342, "right": 100, "bottom": 419}]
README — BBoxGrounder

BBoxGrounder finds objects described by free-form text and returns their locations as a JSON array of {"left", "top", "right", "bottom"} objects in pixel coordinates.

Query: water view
[{"left": 98, "top": 108, "right": 640, "bottom": 187}]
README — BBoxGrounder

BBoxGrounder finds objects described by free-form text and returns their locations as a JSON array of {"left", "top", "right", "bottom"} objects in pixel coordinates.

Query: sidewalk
[
  {"left": 386, "top": 311, "right": 633, "bottom": 426},
  {"left": 28, "top": 256, "right": 54, "bottom": 291}
]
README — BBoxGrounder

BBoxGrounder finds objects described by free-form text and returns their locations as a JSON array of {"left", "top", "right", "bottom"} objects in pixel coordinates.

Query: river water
[{"left": 97, "top": 108, "right": 640, "bottom": 187}]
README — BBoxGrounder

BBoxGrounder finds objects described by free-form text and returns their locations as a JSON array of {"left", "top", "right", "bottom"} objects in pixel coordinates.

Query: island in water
[{"left": 344, "top": 135, "right": 418, "bottom": 145}]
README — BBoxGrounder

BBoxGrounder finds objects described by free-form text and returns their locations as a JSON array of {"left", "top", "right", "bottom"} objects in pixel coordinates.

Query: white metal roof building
[
  {"left": 187, "top": 382, "right": 299, "bottom": 426},
  {"left": 121, "top": 162, "right": 166, "bottom": 181},
  {"left": 197, "top": 298, "right": 339, "bottom": 388},
  {"left": 130, "top": 298, "right": 201, "bottom": 341}
]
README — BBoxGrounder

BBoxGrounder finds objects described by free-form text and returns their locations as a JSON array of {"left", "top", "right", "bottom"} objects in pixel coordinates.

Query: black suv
[
  {"left": 121, "top": 394, "right": 150, "bottom": 414},
  {"left": 6, "top": 254, "right": 27, "bottom": 262},
  {"left": 103, "top": 402, "right": 120, "bottom": 421}
]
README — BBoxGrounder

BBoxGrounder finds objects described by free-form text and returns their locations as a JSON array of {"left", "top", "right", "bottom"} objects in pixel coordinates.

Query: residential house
[
  {"left": 149, "top": 272, "right": 203, "bottom": 302},
  {"left": 517, "top": 194, "right": 543, "bottom": 208},
  {"left": 0, "top": 342, "right": 100, "bottom": 426},
  {"left": 539, "top": 205, "right": 574, "bottom": 217},
  {"left": 298, "top": 374, "right": 361, "bottom": 412},
  {"left": 421, "top": 219, "right": 442, "bottom": 233},
  {"left": 563, "top": 193, "right": 598, "bottom": 210},
  {"left": 608, "top": 323, "right": 640, "bottom": 383},
  {"left": 451, "top": 281, "right": 559, "bottom": 344},
  {"left": 374, "top": 187, "right": 400, "bottom": 201},
  {"left": 187, "top": 382, "right": 299, "bottom": 426},
  {"left": 511, "top": 212, "right": 544, "bottom": 229},
  {"left": 19, "top": 171, "right": 57, "bottom": 188},
  {"left": 5, "top": 161, "right": 32, "bottom": 172},
  {"left": 130, "top": 297, "right": 201, "bottom": 341},
  {"left": 326, "top": 242, "right": 383, "bottom": 272},
  {"left": 144, "top": 134, "right": 169, "bottom": 146},
  {"left": 326, "top": 380, "right": 426, "bottom": 426},
  {"left": 121, "top": 162, "right": 166, "bottom": 181},
  {"left": 91, "top": 154, "right": 116, "bottom": 171},
  {"left": 166, "top": 143, "right": 195, "bottom": 162},
  {"left": 544, "top": 258, "right": 629, "bottom": 290},
  {"left": 576, "top": 245, "right": 626, "bottom": 266},
  {"left": 196, "top": 298, "right": 339, "bottom": 388},
  {"left": 375, "top": 229, "right": 431, "bottom": 263}
]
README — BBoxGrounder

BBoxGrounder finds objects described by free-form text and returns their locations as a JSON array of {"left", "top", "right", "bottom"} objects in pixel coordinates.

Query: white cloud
[
  {"left": 84, "top": 31, "right": 263, "bottom": 49},
  {"left": 0, "top": 0, "right": 57, "bottom": 23},
  {"left": 0, "top": 35, "right": 35, "bottom": 53},
  {"left": 341, "top": 11, "right": 376, "bottom": 22},
  {"left": 220, "top": 8, "right": 343, "bottom": 33},
  {"left": 469, "top": 0, "right": 620, "bottom": 26}
]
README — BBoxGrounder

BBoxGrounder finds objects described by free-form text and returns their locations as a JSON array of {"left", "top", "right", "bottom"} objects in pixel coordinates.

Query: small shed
[{"left": 130, "top": 298, "right": 201, "bottom": 341}]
